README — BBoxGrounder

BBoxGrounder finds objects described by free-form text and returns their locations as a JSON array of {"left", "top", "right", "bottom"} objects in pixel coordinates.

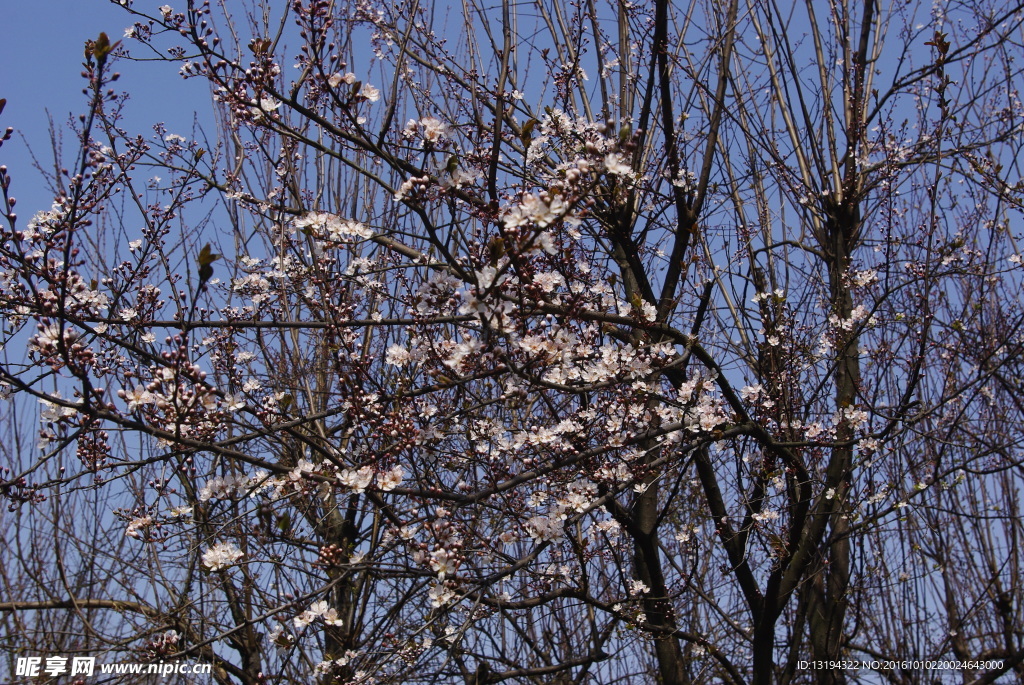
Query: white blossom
[
  {"left": 202, "top": 541, "right": 244, "bottom": 570},
  {"left": 604, "top": 152, "right": 633, "bottom": 176},
  {"left": 428, "top": 582, "right": 455, "bottom": 607},
  {"left": 378, "top": 465, "right": 404, "bottom": 491},
  {"left": 125, "top": 516, "right": 154, "bottom": 539},
  {"left": 124, "top": 386, "right": 155, "bottom": 412},
  {"left": 338, "top": 466, "right": 374, "bottom": 493},
  {"left": 359, "top": 83, "right": 380, "bottom": 102},
  {"left": 533, "top": 271, "right": 565, "bottom": 293},
  {"left": 429, "top": 548, "right": 459, "bottom": 577},
  {"left": 751, "top": 509, "right": 779, "bottom": 523},
  {"left": 525, "top": 515, "right": 563, "bottom": 543},
  {"left": 740, "top": 384, "right": 763, "bottom": 402},
  {"left": 223, "top": 393, "right": 245, "bottom": 412},
  {"left": 503, "top": 193, "right": 566, "bottom": 229},
  {"left": 385, "top": 345, "right": 411, "bottom": 367}
]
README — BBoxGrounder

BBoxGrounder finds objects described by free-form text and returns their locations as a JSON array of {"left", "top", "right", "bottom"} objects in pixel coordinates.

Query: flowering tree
[{"left": 3, "top": 0, "right": 1024, "bottom": 683}]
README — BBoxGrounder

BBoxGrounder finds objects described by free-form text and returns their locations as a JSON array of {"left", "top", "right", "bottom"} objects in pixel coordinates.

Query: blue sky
[{"left": 1, "top": 1, "right": 208, "bottom": 221}]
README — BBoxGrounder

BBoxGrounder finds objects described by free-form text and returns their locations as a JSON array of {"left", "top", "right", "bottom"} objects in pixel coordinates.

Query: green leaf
[
  {"left": 487, "top": 236, "right": 505, "bottom": 264},
  {"left": 198, "top": 243, "right": 222, "bottom": 267},
  {"left": 520, "top": 118, "right": 538, "bottom": 147},
  {"left": 89, "top": 32, "right": 120, "bottom": 67}
]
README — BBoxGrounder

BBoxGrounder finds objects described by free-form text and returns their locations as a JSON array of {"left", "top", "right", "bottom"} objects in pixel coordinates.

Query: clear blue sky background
[{"left": 1, "top": 1, "right": 208, "bottom": 222}]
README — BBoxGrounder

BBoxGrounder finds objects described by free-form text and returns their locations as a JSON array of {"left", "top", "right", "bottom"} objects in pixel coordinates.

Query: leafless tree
[{"left": 3, "top": 1, "right": 1024, "bottom": 683}]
